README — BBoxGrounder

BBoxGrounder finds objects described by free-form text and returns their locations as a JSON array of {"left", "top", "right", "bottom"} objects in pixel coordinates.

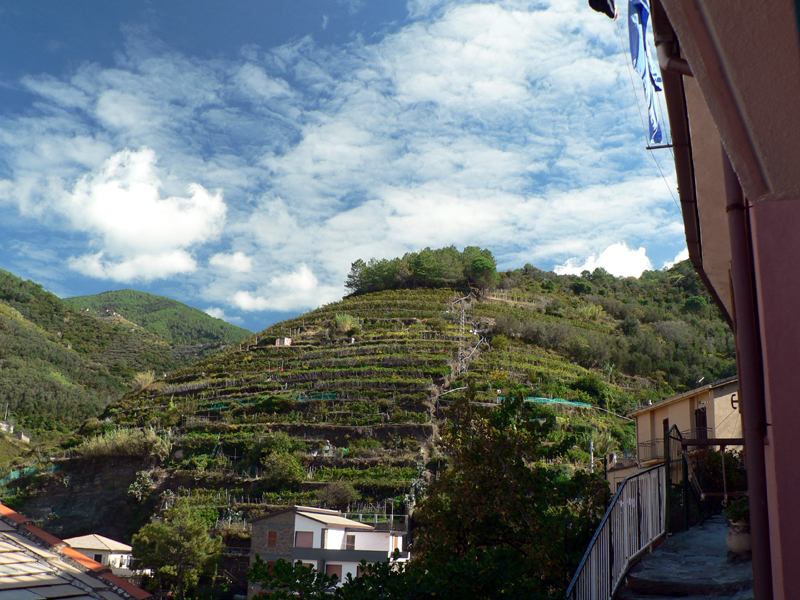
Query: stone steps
[{"left": 614, "top": 516, "right": 753, "bottom": 600}]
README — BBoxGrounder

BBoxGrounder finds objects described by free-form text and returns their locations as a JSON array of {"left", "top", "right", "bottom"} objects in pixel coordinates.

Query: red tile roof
[{"left": 0, "top": 502, "right": 152, "bottom": 599}]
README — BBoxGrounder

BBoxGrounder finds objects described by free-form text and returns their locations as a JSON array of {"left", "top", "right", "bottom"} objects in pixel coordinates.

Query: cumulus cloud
[
  {"left": 204, "top": 306, "right": 244, "bottom": 324},
  {"left": 69, "top": 250, "right": 197, "bottom": 282},
  {"left": 209, "top": 252, "right": 253, "bottom": 273},
  {"left": 231, "top": 264, "right": 341, "bottom": 312},
  {"left": 662, "top": 248, "right": 689, "bottom": 269},
  {"left": 555, "top": 242, "right": 654, "bottom": 278},
  {"left": 0, "top": 0, "right": 681, "bottom": 324}
]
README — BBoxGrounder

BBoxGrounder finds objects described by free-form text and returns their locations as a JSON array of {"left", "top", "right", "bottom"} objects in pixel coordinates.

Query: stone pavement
[{"left": 616, "top": 515, "right": 753, "bottom": 599}]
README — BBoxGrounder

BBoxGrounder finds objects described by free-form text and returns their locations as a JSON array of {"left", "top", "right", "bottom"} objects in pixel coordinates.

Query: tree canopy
[{"left": 345, "top": 246, "right": 498, "bottom": 295}]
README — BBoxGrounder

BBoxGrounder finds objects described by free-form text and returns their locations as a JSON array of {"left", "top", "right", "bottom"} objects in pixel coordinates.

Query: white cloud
[
  {"left": 209, "top": 252, "right": 253, "bottom": 273},
  {"left": 69, "top": 250, "right": 197, "bottom": 282},
  {"left": 231, "top": 264, "right": 341, "bottom": 312},
  {"left": 663, "top": 248, "right": 689, "bottom": 269},
  {"left": 555, "top": 242, "right": 654, "bottom": 278},
  {"left": 0, "top": 0, "right": 682, "bottom": 318},
  {"left": 204, "top": 306, "right": 244, "bottom": 324}
]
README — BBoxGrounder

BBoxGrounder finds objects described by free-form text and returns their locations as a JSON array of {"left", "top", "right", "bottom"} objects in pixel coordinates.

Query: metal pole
[{"left": 724, "top": 149, "right": 773, "bottom": 600}]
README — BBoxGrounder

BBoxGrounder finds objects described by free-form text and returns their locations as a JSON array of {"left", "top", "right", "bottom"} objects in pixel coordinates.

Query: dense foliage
[
  {"left": 64, "top": 289, "right": 251, "bottom": 345},
  {"left": 248, "top": 397, "right": 607, "bottom": 600},
  {"left": 132, "top": 502, "right": 223, "bottom": 599},
  {"left": 0, "top": 269, "right": 251, "bottom": 432},
  {"left": 345, "top": 246, "right": 499, "bottom": 295}
]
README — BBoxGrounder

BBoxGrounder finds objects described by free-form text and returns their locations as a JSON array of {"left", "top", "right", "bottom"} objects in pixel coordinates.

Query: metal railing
[
  {"left": 564, "top": 463, "right": 666, "bottom": 600},
  {"left": 638, "top": 428, "right": 712, "bottom": 462}
]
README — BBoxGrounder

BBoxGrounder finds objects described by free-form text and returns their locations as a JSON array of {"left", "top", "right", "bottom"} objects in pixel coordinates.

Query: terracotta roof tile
[
  {"left": 0, "top": 506, "right": 31, "bottom": 526},
  {"left": 23, "top": 526, "right": 64, "bottom": 549},
  {"left": 101, "top": 573, "right": 153, "bottom": 599},
  {"left": 59, "top": 547, "right": 105, "bottom": 573}
]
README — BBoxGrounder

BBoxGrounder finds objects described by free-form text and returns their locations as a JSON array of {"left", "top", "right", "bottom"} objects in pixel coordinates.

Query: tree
[
  {"left": 132, "top": 503, "right": 223, "bottom": 599},
  {"left": 249, "top": 557, "right": 339, "bottom": 599},
  {"left": 317, "top": 480, "right": 360, "bottom": 510},
  {"left": 345, "top": 260, "right": 366, "bottom": 294},
  {"left": 412, "top": 395, "right": 608, "bottom": 597}
]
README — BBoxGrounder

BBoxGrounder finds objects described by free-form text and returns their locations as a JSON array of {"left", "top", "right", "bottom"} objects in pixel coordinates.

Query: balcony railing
[
  {"left": 564, "top": 463, "right": 666, "bottom": 600},
  {"left": 638, "top": 428, "right": 712, "bottom": 462}
]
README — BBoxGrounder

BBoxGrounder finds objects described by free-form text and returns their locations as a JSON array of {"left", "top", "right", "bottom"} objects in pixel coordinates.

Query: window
[
  {"left": 268, "top": 530, "right": 278, "bottom": 547},
  {"left": 94, "top": 554, "right": 103, "bottom": 564},
  {"left": 326, "top": 564, "right": 343, "bottom": 581},
  {"left": 345, "top": 534, "right": 355, "bottom": 551},
  {"left": 356, "top": 564, "right": 365, "bottom": 578},
  {"left": 295, "top": 531, "right": 314, "bottom": 548}
]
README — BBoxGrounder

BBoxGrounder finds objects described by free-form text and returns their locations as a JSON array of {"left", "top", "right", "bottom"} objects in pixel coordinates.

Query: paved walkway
[{"left": 616, "top": 515, "right": 753, "bottom": 599}]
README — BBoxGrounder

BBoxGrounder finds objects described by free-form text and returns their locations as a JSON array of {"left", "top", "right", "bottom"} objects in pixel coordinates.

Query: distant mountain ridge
[
  {"left": 63, "top": 289, "right": 251, "bottom": 346},
  {"left": 0, "top": 270, "right": 251, "bottom": 432}
]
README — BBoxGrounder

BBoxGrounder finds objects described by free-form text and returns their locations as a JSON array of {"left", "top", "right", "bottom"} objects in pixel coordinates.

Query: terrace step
[{"left": 615, "top": 516, "right": 752, "bottom": 600}]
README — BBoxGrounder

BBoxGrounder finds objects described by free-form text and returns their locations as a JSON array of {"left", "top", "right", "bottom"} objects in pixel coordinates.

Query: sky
[{"left": 0, "top": 0, "right": 686, "bottom": 333}]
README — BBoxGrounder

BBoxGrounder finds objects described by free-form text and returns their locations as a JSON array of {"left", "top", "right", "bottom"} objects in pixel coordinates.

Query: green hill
[
  {"left": 90, "top": 257, "right": 733, "bottom": 513},
  {"left": 63, "top": 289, "right": 251, "bottom": 346},
  {"left": 0, "top": 270, "right": 250, "bottom": 433}
]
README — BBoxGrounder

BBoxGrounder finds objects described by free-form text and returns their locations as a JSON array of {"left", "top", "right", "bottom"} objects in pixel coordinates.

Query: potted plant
[{"left": 723, "top": 496, "right": 751, "bottom": 554}]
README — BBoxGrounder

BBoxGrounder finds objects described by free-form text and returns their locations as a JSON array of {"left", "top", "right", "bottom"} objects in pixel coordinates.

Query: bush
[
  {"left": 261, "top": 452, "right": 306, "bottom": 486},
  {"left": 77, "top": 427, "right": 172, "bottom": 462},
  {"left": 317, "top": 480, "right": 360, "bottom": 510}
]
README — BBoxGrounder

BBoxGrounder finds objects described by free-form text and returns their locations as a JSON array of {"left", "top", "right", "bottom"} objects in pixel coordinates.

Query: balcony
[{"left": 638, "top": 428, "right": 712, "bottom": 462}]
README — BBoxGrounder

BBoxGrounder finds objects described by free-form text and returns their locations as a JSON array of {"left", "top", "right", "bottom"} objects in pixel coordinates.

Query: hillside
[
  {"left": 64, "top": 289, "right": 251, "bottom": 346},
  {"left": 7, "top": 256, "right": 736, "bottom": 599},
  {"left": 0, "top": 270, "right": 250, "bottom": 434},
  {"left": 20, "top": 259, "right": 730, "bottom": 533}
]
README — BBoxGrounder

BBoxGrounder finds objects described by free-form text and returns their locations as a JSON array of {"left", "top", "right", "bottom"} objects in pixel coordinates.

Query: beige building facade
[{"left": 606, "top": 377, "right": 740, "bottom": 490}]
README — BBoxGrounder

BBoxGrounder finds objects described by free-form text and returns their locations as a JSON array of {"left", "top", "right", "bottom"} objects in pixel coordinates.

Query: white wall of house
[
  {"left": 294, "top": 515, "right": 326, "bottom": 548},
  {"left": 352, "top": 530, "right": 391, "bottom": 551},
  {"left": 325, "top": 527, "right": 346, "bottom": 549}
]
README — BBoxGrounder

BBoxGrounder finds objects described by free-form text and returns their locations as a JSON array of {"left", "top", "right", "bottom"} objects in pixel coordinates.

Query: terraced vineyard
[{"left": 20, "top": 261, "right": 733, "bottom": 553}]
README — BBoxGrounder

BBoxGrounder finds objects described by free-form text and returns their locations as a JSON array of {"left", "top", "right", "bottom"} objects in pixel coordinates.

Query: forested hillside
[
  {"left": 0, "top": 270, "right": 250, "bottom": 432},
  {"left": 7, "top": 250, "right": 735, "bottom": 597},
  {"left": 64, "top": 289, "right": 250, "bottom": 346}
]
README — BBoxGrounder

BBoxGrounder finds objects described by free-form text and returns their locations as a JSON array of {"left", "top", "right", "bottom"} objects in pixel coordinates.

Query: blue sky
[{"left": 0, "top": 0, "right": 685, "bottom": 333}]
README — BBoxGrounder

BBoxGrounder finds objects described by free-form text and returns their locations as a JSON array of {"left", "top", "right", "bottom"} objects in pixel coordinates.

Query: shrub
[
  {"left": 132, "top": 370, "right": 156, "bottom": 391},
  {"left": 317, "top": 480, "right": 360, "bottom": 510},
  {"left": 77, "top": 427, "right": 172, "bottom": 462},
  {"left": 261, "top": 452, "right": 306, "bottom": 486}
]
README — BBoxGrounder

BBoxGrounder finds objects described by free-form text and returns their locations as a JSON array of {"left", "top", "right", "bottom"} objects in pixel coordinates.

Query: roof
[
  {"left": 296, "top": 511, "right": 374, "bottom": 531},
  {"left": 251, "top": 505, "right": 375, "bottom": 531},
  {"left": 64, "top": 535, "right": 132, "bottom": 553},
  {"left": 0, "top": 503, "right": 152, "bottom": 600},
  {"left": 628, "top": 376, "right": 738, "bottom": 417}
]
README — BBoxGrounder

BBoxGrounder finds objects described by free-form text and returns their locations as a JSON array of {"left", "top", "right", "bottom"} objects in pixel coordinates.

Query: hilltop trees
[{"left": 345, "top": 246, "right": 498, "bottom": 295}]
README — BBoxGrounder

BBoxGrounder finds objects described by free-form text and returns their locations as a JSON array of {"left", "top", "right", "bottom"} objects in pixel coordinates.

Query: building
[
  {"left": 647, "top": 1, "right": 800, "bottom": 595},
  {"left": 64, "top": 533, "right": 134, "bottom": 571},
  {"left": 275, "top": 337, "right": 292, "bottom": 346},
  {"left": 0, "top": 503, "right": 151, "bottom": 599},
  {"left": 606, "top": 377, "right": 740, "bottom": 491},
  {"left": 247, "top": 506, "right": 406, "bottom": 598}
]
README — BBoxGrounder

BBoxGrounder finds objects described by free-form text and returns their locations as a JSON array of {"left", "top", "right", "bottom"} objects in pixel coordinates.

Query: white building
[
  {"left": 248, "top": 506, "right": 406, "bottom": 598},
  {"left": 64, "top": 533, "right": 133, "bottom": 571}
]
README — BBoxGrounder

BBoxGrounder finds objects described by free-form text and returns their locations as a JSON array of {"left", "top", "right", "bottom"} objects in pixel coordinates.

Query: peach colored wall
[{"left": 751, "top": 198, "right": 800, "bottom": 596}]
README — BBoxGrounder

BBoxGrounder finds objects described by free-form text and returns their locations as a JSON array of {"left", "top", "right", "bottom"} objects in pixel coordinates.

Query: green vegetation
[
  {"left": 76, "top": 427, "right": 172, "bottom": 462},
  {"left": 6, "top": 249, "right": 736, "bottom": 599},
  {"left": 132, "top": 502, "right": 223, "bottom": 599},
  {"left": 345, "top": 246, "right": 498, "bottom": 295},
  {"left": 64, "top": 288, "right": 251, "bottom": 345},
  {"left": 0, "top": 269, "right": 251, "bottom": 433}
]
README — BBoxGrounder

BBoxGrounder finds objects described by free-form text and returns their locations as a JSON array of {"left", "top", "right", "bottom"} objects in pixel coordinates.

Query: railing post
[
  {"left": 683, "top": 455, "right": 690, "bottom": 531},
  {"left": 664, "top": 435, "right": 671, "bottom": 534}
]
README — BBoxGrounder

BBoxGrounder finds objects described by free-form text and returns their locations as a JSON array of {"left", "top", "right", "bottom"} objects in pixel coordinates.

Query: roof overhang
[{"left": 652, "top": 0, "right": 800, "bottom": 326}]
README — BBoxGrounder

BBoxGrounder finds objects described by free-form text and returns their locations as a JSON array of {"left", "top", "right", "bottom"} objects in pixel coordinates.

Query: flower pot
[{"left": 726, "top": 521, "right": 751, "bottom": 554}]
